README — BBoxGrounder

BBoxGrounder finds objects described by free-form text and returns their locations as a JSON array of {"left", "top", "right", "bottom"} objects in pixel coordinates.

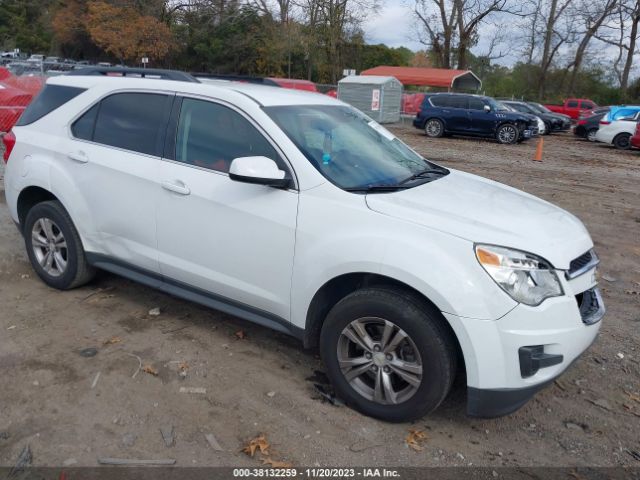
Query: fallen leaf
[
  {"left": 103, "top": 336, "right": 122, "bottom": 345},
  {"left": 235, "top": 330, "right": 246, "bottom": 340},
  {"left": 406, "top": 429, "right": 427, "bottom": 451},
  {"left": 178, "top": 362, "right": 189, "bottom": 373},
  {"left": 261, "top": 457, "right": 293, "bottom": 468},
  {"left": 243, "top": 434, "right": 270, "bottom": 457},
  {"left": 624, "top": 390, "right": 640, "bottom": 403},
  {"left": 142, "top": 365, "right": 158, "bottom": 376}
]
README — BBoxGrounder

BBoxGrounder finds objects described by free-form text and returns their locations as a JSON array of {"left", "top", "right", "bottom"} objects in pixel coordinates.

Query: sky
[
  {"left": 360, "top": 0, "right": 622, "bottom": 70},
  {"left": 361, "top": 0, "right": 521, "bottom": 66}
]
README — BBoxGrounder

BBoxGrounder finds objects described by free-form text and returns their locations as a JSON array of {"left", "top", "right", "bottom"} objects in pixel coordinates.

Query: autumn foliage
[{"left": 53, "top": 0, "right": 173, "bottom": 64}]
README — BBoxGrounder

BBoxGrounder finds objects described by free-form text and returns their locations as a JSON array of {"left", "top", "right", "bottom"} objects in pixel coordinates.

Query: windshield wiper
[
  {"left": 344, "top": 184, "right": 410, "bottom": 193},
  {"left": 399, "top": 167, "right": 449, "bottom": 185}
]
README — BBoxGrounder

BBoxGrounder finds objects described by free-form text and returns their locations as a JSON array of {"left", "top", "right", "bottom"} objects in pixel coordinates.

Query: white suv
[{"left": 2, "top": 68, "right": 604, "bottom": 421}]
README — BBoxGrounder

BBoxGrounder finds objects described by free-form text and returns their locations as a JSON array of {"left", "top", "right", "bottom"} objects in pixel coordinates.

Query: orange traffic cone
[{"left": 533, "top": 137, "right": 544, "bottom": 162}]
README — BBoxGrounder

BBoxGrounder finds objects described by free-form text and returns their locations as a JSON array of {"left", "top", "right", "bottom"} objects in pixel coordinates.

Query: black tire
[
  {"left": 586, "top": 128, "right": 598, "bottom": 142},
  {"left": 424, "top": 118, "right": 444, "bottom": 138},
  {"left": 613, "top": 133, "right": 631, "bottom": 150},
  {"left": 23, "top": 200, "right": 95, "bottom": 290},
  {"left": 319, "top": 287, "right": 457, "bottom": 422},
  {"left": 496, "top": 123, "right": 519, "bottom": 144},
  {"left": 544, "top": 122, "right": 552, "bottom": 135}
]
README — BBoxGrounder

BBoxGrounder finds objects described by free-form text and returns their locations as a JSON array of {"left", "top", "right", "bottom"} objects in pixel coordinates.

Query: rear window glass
[
  {"left": 16, "top": 85, "right": 86, "bottom": 126},
  {"left": 92, "top": 93, "right": 171, "bottom": 156},
  {"left": 449, "top": 96, "right": 467, "bottom": 109},
  {"left": 567, "top": 100, "right": 579, "bottom": 108}
]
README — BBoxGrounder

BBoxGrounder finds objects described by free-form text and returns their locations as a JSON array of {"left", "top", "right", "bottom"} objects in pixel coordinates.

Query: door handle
[
  {"left": 161, "top": 180, "right": 191, "bottom": 195},
  {"left": 67, "top": 151, "right": 88, "bottom": 163}
]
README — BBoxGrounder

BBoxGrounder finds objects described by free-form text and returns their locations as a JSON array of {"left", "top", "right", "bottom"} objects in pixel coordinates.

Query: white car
[
  {"left": 2, "top": 68, "right": 603, "bottom": 421},
  {"left": 594, "top": 112, "right": 640, "bottom": 149}
]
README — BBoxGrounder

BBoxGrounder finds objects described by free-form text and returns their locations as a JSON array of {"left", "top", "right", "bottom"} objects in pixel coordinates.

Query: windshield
[
  {"left": 495, "top": 101, "right": 514, "bottom": 112},
  {"left": 264, "top": 105, "right": 448, "bottom": 191},
  {"left": 528, "top": 103, "right": 550, "bottom": 114}
]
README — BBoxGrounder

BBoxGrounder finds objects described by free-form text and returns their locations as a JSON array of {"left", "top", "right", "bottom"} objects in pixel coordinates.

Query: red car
[
  {"left": 631, "top": 122, "right": 640, "bottom": 149},
  {"left": 267, "top": 78, "right": 318, "bottom": 93},
  {"left": 544, "top": 98, "right": 598, "bottom": 120}
]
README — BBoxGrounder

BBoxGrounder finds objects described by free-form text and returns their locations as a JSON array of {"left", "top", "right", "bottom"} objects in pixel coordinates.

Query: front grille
[
  {"left": 575, "top": 287, "right": 605, "bottom": 325},
  {"left": 567, "top": 249, "right": 599, "bottom": 279}
]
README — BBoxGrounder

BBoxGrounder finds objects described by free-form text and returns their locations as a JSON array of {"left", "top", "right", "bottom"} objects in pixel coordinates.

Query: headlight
[{"left": 475, "top": 244, "right": 564, "bottom": 306}]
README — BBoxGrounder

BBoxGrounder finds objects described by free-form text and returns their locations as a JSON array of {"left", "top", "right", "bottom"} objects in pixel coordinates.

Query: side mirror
[
  {"left": 229, "top": 156, "right": 290, "bottom": 188},
  {"left": 483, "top": 105, "right": 491, "bottom": 113}
]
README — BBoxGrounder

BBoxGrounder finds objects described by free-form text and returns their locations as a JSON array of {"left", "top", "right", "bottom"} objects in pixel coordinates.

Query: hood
[{"left": 366, "top": 170, "right": 593, "bottom": 269}]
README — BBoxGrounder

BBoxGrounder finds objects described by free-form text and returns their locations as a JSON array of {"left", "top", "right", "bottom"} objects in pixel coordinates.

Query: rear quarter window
[{"left": 16, "top": 84, "right": 86, "bottom": 126}]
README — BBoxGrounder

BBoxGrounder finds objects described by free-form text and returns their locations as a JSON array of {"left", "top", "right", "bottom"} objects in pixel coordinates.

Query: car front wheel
[
  {"left": 24, "top": 200, "right": 95, "bottom": 290},
  {"left": 496, "top": 124, "right": 519, "bottom": 144},
  {"left": 586, "top": 128, "right": 598, "bottom": 142},
  {"left": 320, "top": 287, "right": 457, "bottom": 422}
]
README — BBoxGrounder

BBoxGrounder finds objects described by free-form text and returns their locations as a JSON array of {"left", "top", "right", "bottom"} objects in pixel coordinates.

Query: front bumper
[{"left": 443, "top": 268, "right": 603, "bottom": 417}]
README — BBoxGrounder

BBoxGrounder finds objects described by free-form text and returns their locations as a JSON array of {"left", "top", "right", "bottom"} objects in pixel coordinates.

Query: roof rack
[
  {"left": 67, "top": 67, "right": 200, "bottom": 83},
  {"left": 191, "top": 72, "right": 280, "bottom": 87}
]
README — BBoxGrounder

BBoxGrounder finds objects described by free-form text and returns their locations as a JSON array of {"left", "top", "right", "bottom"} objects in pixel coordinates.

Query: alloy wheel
[
  {"left": 425, "top": 120, "right": 442, "bottom": 137},
  {"left": 337, "top": 317, "right": 423, "bottom": 405},
  {"left": 498, "top": 125, "right": 517, "bottom": 144},
  {"left": 31, "top": 217, "right": 68, "bottom": 277}
]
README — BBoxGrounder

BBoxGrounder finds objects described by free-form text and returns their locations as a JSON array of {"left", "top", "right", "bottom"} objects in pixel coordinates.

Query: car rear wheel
[
  {"left": 24, "top": 200, "right": 95, "bottom": 290},
  {"left": 586, "top": 128, "right": 598, "bottom": 142},
  {"left": 320, "top": 287, "right": 457, "bottom": 422},
  {"left": 424, "top": 119, "right": 444, "bottom": 138},
  {"left": 496, "top": 124, "right": 518, "bottom": 144},
  {"left": 613, "top": 133, "right": 631, "bottom": 150}
]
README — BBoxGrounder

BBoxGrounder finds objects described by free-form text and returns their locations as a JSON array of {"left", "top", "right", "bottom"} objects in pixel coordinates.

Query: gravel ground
[{"left": 0, "top": 130, "right": 639, "bottom": 468}]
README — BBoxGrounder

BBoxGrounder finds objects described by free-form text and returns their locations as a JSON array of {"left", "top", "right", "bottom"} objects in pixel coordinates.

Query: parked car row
[{"left": 573, "top": 104, "right": 640, "bottom": 151}]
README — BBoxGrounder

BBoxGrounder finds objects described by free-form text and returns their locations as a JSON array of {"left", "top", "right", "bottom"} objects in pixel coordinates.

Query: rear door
[
  {"left": 155, "top": 96, "right": 298, "bottom": 320},
  {"left": 432, "top": 95, "right": 469, "bottom": 132},
  {"left": 65, "top": 91, "right": 173, "bottom": 272}
]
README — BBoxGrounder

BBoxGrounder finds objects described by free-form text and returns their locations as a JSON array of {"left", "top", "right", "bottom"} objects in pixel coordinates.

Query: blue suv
[{"left": 413, "top": 93, "right": 537, "bottom": 144}]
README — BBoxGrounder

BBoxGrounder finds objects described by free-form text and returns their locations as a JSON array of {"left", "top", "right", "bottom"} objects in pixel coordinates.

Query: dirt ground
[{"left": 0, "top": 129, "right": 639, "bottom": 469}]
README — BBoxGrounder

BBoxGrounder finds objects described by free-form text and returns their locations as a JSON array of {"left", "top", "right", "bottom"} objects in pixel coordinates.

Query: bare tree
[
  {"left": 537, "top": 0, "right": 573, "bottom": 98},
  {"left": 565, "top": 0, "right": 618, "bottom": 95},
  {"left": 413, "top": 0, "right": 519, "bottom": 70},
  {"left": 595, "top": 0, "right": 640, "bottom": 92},
  {"left": 413, "top": 0, "right": 458, "bottom": 68}
]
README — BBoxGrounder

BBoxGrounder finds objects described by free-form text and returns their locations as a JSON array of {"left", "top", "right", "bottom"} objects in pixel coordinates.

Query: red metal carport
[{"left": 360, "top": 66, "right": 482, "bottom": 91}]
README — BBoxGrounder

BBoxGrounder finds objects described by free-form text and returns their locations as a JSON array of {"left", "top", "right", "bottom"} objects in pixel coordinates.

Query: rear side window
[
  {"left": 16, "top": 85, "right": 86, "bottom": 126},
  {"left": 567, "top": 100, "right": 579, "bottom": 108},
  {"left": 448, "top": 96, "right": 467, "bottom": 109},
  {"left": 429, "top": 96, "right": 449, "bottom": 107},
  {"left": 90, "top": 93, "right": 171, "bottom": 156}
]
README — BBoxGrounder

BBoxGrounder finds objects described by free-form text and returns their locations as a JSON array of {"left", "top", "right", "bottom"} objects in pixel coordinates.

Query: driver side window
[{"left": 175, "top": 98, "right": 281, "bottom": 173}]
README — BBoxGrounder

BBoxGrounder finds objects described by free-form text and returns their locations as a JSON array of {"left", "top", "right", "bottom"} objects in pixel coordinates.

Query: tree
[
  {"left": 85, "top": 1, "right": 173, "bottom": 64},
  {"left": 537, "top": 0, "right": 573, "bottom": 98},
  {"left": 565, "top": 0, "right": 618, "bottom": 95}
]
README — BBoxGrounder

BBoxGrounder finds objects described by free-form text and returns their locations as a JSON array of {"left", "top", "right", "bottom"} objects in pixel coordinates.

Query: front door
[{"left": 156, "top": 96, "right": 298, "bottom": 320}]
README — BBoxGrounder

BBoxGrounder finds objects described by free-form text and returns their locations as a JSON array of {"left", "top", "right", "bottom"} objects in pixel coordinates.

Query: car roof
[{"left": 47, "top": 74, "right": 341, "bottom": 107}]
